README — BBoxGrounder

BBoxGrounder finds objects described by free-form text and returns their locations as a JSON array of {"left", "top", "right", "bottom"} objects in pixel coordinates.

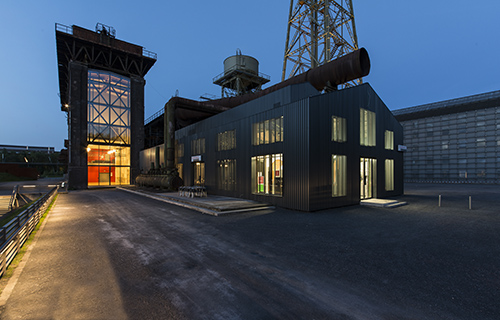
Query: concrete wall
[{"left": 67, "top": 61, "right": 88, "bottom": 190}]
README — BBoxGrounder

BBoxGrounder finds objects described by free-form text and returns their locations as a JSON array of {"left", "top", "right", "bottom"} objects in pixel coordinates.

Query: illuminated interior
[
  {"left": 87, "top": 70, "right": 131, "bottom": 186},
  {"left": 251, "top": 154, "right": 283, "bottom": 196}
]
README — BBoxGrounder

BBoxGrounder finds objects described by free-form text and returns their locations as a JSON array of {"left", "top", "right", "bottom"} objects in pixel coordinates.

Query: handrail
[
  {"left": 8, "top": 185, "right": 19, "bottom": 211},
  {"left": 0, "top": 185, "right": 59, "bottom": 278},
  {"left": 145, "top": 108, "right": 164, "bottom": 125},
  {"left": 55, "top": 23, "right": 72, "bottom": 35},
  {"left": 143, "top": 49, "right": 157, "bottom": 60},
  {"left": 212, "top": 65, "right": 271, "bottom": 84}
]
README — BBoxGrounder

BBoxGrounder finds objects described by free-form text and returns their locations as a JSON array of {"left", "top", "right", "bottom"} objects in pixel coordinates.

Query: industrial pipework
[{"left": 137, "top": 48, "right": 370, "bottom": 190}]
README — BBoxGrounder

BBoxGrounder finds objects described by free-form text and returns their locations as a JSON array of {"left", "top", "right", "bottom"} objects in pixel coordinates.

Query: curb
[{"left": 117, "top": 187, "right": 273, "bottom": 216}]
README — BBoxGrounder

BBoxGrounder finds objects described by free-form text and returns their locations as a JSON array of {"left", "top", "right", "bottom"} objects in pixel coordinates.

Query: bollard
[
  {"left": 469, "top": 196, "right": 472, "bottom": 210},
  {"left": 438, "top": 195, "right": 441, "bottom": 207}
]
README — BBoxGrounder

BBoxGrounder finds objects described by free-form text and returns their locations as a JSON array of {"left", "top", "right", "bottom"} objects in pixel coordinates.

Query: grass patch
[{"left": 0, "top": 194, "right": 58, "bottom": 294}]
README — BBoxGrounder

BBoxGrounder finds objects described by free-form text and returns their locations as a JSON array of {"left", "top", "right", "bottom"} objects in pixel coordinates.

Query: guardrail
[
  {"left": 143, "top": 49, "right": 157, "bottom": 60},
  {"left": 145, "top": 108, "right": 164, "bottom": 125},
  {"left": 0, "top": 185, "right": 59, "bottom": 278},
  {"left": 55, "top": 23, "right": 72, "bottom": 35},
  {"left": 8, "top": 185, "right": 19, "bottom": 211}
]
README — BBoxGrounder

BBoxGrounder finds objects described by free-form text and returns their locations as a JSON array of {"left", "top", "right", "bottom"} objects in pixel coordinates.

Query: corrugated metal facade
[{"left": 141, "top": 82, "right": 403, "bottom": 211}]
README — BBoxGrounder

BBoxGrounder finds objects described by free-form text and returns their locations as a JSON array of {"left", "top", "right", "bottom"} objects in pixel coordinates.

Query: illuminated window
[
  {"left": 332, "top": 116, "right": 347, "bottom": 142},
  {"left": 385, "top": 159, "right": 394, "bottom": 191},
  {"left": 385, "top": 130, "right": 394, "bottom": 150},
  {"left": 87, "top": 70, "right": 131, "bottom": 186},
  {"left": 87, "top": 144, "right": 130, "bottom": 186},
  {"left": 332, "top": 155, "right": 347, "bottom": 197},
  {"left": 87, "top": 70, "right": 130, "bottom": 145},
  {"left": 360, "top": 108, "right": 376, "bottom": 146},
  {"left": 217, "top": 159, "right": 236, "bottom": 191},
  {"left": 253, "top": 116, "right": 283, "bottom": 145},
  {"left": 251, "top": 154, "right": 283, "bottom": 196},
  {"left": 217, "top": 130, "right": 236, "bottom": 151},
  {"left": 191, "top": 138, "right": 205, "bottom": 154}
]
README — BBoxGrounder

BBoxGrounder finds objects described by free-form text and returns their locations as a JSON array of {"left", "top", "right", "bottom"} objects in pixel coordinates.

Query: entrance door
[
  {"left": 360, "top": 158, "right": 376, "bottom": 199},
  {"left": 194, "top": 162, "right": 205, "bottom": 186}
]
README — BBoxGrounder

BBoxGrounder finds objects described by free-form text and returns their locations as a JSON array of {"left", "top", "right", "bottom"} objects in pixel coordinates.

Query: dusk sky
[{"left": 1, "top": 0, "right": 499, "bottom": 151}]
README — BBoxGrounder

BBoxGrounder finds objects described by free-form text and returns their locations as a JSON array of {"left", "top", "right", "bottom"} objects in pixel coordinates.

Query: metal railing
[
  {"left": 0, "top": 185, "right": 59, "bottom": 278},
  {"left": 8, "top": 185, "right": 19, "bottom": 211},
  {"left": 55, "top": 23, "right": 72, "bottom": 35},
  {"left": 212, "top": 66, "right": 271, "bottom": 84},
  {"left": 143, "top": 49, "right": 157, "bottom": 60},
  {"left": 145, "top": 108, "right": 164, "bottom": 125}
]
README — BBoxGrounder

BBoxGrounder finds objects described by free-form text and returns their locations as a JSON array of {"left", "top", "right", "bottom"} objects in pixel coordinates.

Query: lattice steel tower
[{"left": 282, "top": 0, "right": 361, "bottom": 88}]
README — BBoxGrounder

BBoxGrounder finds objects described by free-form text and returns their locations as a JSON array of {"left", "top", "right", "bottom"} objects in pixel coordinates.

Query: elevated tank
[{"left": 223, "top": 51, "right": 259, "bottom": 76}]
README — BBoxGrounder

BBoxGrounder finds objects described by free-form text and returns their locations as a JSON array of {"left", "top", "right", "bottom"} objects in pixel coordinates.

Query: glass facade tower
[{"left": 87, "top": 70, "right": 131, "bottom": 186}]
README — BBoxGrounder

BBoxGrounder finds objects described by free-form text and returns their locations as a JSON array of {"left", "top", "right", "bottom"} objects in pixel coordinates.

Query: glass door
[
  {"left": 194, "top": 162, "right": 205, "bottom": 186},
  {"left": 360, "top": 158, "right": 377, "bottom": 199}
]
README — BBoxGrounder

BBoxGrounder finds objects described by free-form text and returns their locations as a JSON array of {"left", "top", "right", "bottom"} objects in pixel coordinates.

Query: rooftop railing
[
  {"left": 55, "top": 23, "right": 72, "bottom": 35},
  {"left": 145, "top": 108, "right": 164, "bottom": 125}
]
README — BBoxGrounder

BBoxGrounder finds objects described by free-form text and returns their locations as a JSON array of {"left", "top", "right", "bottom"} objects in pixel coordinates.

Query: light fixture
[{"left": 86, "top": 147, "right": 91, "bottom": 152}]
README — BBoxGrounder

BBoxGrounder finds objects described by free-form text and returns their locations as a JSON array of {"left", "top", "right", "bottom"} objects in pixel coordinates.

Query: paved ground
[{"left": 0, "top": 183, "right": 499, "bottom": 319}]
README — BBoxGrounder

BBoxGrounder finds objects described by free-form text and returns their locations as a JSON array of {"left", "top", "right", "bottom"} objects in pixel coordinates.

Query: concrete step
[{"left": 360, "top": 198, "right": 407, "bottom": 208}]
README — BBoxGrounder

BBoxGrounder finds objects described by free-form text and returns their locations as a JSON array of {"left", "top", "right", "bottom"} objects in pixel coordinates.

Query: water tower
[{"left": 213, "top": 49, "right": 270, "bottom": 98}]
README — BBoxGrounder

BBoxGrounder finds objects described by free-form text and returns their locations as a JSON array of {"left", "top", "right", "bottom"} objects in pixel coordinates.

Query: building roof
[
  {"left": 393, "top": 89, "right": 500, "bottom": 121},
  {"left": 55, "top": 23, "right": 157, "bottom": 110}
]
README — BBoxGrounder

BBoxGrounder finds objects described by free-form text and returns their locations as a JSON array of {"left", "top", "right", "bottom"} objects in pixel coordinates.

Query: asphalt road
[{"left": 1, "top": 183, "right": 499, "bottom": 319}]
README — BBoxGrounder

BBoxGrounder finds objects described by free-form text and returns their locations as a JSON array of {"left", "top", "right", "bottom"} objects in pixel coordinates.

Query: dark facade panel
[
  {"left": 283, "top": 98, "right": 310, "bottom": 211},
  {"left": 67, "top": 61, "right": 88, "bottom": 190},
  {"left": 130, "top": 76, "right": 146, "bottom": 184},
  {"left": 167, "top": 82, "right": 404, "bottom": 211}
]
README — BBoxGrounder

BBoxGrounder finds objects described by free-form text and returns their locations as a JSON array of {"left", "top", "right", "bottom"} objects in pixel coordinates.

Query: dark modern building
[
  {"left": 141, "top": 81, "right": 404, "bottom": 211},
  {"left": 393, "top": 90, "right": 500, "bottom": 184},
  {"left": 55, "top": 23, "right": 156, "bottom": 189}
]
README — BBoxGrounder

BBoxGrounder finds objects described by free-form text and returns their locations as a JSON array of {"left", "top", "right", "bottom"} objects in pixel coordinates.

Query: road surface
[{"left": 1, "top": 185, "right": 499, "bottom": 319}]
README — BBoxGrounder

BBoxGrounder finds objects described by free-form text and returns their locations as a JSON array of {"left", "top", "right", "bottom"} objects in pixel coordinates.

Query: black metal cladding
[{"left": 173, "top": 82, "right": 403, "bottom": 211}]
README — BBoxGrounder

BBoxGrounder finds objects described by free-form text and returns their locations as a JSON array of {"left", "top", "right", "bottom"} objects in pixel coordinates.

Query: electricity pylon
[{"left": 282, "top": 0, "right": 362, "bottom": 88}]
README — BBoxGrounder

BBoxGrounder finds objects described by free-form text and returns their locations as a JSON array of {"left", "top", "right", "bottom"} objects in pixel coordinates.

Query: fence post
[
  {"left": 15, "top": 234, "right": 21, "bottom": 255},
  {"left": 1, "top": 251, "right": 6, "bottom": 276}
]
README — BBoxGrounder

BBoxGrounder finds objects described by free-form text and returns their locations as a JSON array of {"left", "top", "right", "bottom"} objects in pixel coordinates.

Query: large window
[
  {"left": 332, "top": 116, "right": 347, "bottom": 142},
  {"left": 217, "top": 159, "right": 236, "bottom": 191},
  {"left": 385, "top": 159, "right": 394, "bottom": 191},
  {"left": 252, "top": 116, "right": 284, "bottom": 145},
  {"left": 251, "top": 154, "right": 283, "bottom": 196},
  {"left": 217, "top": 130, "right": 236, "bottom": 151},
  {"left": 332, "top": 155, "right": 347, "bottom": 197},
  {"left": 87, "top": 144, "right": 130, "bottom": 186},
  {"left": 191, "top": 138, "right": 205, "bottom": 154},
  {"left": 385, "top": 130, "right": 394, "bottom": 150},
  {"left": 87, "top": 70, "right": 131, "bottom": 186},
  {"left": 88, "top": 70, "right": 130, "bottom": 145},
  {"left": 360, "top": 108, "right": 376, "bottom": 146}
]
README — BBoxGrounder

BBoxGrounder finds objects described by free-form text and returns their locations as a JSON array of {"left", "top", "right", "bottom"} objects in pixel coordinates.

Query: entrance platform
[
  {"left": 360, "top": 198, "right": 407, "bottom": 208},
  {"left": 118, "top": 187, "right": 273, "bottom": 216}
]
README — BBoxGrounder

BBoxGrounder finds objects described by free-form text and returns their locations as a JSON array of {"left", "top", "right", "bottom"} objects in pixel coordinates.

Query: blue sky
[{"left": 1, "top": 0, "right": 499, "bottom": 151}]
